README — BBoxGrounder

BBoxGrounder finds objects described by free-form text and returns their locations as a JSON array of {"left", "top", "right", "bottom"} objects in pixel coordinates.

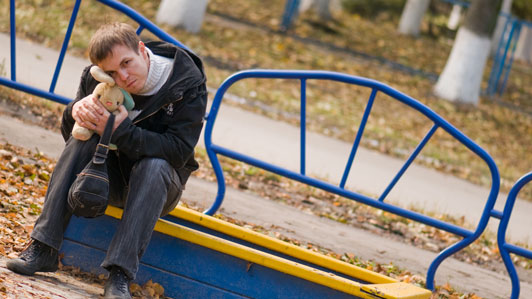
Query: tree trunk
[
  {"left": 299, "top": 0, "right": 339, "bottom": 20},
  {"left": 156, "top": 0, "right": 209, "bottom": 33},
  {"left": 434, "top": 0, "right": 502, "bottom": 105},
  {"left": 398, "top": 0, "right": 431, "bottom": 36},
  {"left": 447, "top": 4, "right": 463, "bottom": 30}
]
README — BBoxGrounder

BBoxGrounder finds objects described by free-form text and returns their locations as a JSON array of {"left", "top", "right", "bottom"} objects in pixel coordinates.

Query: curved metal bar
[
  {"left": 497, "top": 172, "right": 532, "bottom": 299},
  {"left": 0, "top": 77, "right": 72, "bottom": 105},
  {"left": 202, "top": 69, "right": 500, "bottom": 289},
  {"left": 426, "top": 234, "right": 476, "bottom": 290},
  {"left": 49, "top": 0, "right": 82, "bottom": 93},
  {"left": 212, "top": 143, "right": 475, "bottom": 238},
  {"left": 96, "top": 0, "right": 190, "bottom": 52},
  {"left": 3, "top": 0, "right": 191, "bottom": 108},
  {"left": 202, "top": 74, "right": 237, "bottom": 215}
]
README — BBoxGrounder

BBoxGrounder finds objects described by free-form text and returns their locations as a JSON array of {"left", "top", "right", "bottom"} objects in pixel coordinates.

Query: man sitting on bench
[{"left": 6, "top": 22, "right": 207, "bottom": 299}]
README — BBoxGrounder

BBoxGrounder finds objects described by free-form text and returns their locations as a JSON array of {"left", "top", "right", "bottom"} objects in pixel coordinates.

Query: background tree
[
  {"left": 156, "top": 0, "right": 209, "bottom": 33},
  {"left": 398, "top": 0, "right": 431, "bottom": 36},
  {"left": 434, "top": 0, "right": 502, "bottom": 105},
  {"left": 447, "top": 4, "right": 464, "bottom": 30},
  {"left": 298, "top": 0, "right": 342, "bottom": 21}
]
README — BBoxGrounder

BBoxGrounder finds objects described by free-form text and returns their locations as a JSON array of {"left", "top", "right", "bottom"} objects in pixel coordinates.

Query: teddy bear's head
[
  {"left": 90, "top": 66, "right": 134, "bottom": 112},
  {"left": 71, "top": 66, "right": 134, "bottom": 141},
  {"left": 92, "top": 82, "right": 124, "bottom": 112}
]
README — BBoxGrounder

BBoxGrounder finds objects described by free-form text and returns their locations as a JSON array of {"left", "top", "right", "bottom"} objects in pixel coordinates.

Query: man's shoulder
[{"left": 145, "top": 41, "right": 178, "bottom": 58}]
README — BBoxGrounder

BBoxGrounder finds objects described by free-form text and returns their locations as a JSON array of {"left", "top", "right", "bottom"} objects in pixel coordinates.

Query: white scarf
[
  {"left": 128, "top": 47, "right": 174, "bottom": 120},
  {"left": 137, "top": 47, "right": 173, "bottom": 96}
]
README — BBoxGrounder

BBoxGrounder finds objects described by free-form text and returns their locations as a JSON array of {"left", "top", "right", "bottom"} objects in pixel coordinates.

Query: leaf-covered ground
[
  {"left": 0, "top": 144, "right": 168, "bottom": 298},
  {"left": 0, "top": 138, "right": 484, "bottom": 298}
]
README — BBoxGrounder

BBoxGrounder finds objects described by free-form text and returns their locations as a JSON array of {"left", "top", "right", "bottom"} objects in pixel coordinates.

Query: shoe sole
[{"left": 6, "top": 259, "right": 58, "bottom": 276}]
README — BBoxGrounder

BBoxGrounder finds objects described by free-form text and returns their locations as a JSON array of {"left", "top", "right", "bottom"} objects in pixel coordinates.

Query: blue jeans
[{"left": 31, "top": 135, "right": 183, "bottom": 279}]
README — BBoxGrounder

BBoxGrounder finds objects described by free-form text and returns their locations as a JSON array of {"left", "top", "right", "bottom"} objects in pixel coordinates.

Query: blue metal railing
[
  {"left": 203, "top": 69, "right": 501, "bottom": 290},
  {"left": 487, "top": 13, "right": 532, "bottom": 98},
  {"left": 3, "top": 0, "right": 188, "bottom": 106},
  {"left": 280, "top": 0, "right": 301, "bottom": 31},
  {"left": 498, "top": 172, "right": 532, "bottom": 299},
  {"left": 487, "top": 13, "right": 522, "bottom": 97}
]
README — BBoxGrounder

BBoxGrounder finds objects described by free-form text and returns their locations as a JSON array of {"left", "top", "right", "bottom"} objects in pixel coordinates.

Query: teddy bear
[{"left": 71, "top": 65, "right": 134, "bottom": 142}]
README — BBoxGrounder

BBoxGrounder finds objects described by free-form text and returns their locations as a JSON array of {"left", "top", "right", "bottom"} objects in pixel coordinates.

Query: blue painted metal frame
[
  {"left": 203, "top": 69, "right": 501, "bottom": 290},
  {"left": 280, "top": 0, "right": 301, "bottom": 31},
  {"left": 487, "top": 13, "right": 522, "bottom": 97},
  {"left": 487, "top": 13, "right": 532, "bottom": 98},
  {"left": 3, "top": 0, "right": 188, "bottom": 106},
  {"left": 497, "top": 172, "right": 532, "bottom": 299}
]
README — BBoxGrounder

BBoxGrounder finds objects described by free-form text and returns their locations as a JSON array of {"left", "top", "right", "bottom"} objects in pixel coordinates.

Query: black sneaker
[
  {"left": 6, "top": 239, "right": 59, "bottom": 275},
  {"left": 103, "top": 266, "right": 132, "bottom": 299}
]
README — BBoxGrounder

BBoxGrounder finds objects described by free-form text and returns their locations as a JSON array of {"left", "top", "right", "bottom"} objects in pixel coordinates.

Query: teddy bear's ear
[{"left": 90, "top": 66, "right": 115, "bottom": 86}]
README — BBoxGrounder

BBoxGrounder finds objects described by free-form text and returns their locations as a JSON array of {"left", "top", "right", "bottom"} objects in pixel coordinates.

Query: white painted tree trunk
[
  {"left": 299, "top": 0, "right": 341, "bottom": 20},
  {"left": 447, "top": 4, "right": 463, "bottom": 30},
  {"left": 156, "top": 0, "right": 208, "bottom": 33},
  {"left": 434, "top": 28, "right": 491, "bottom": 104},
  {"left": 490, "top": 0, "right": 513, "bottom": 53},
  {"left": 398, "top": 0, "right": 431, "bottom": 36},
  {"left": 515, "top": 26, "right": 532, "bottom": 63}
]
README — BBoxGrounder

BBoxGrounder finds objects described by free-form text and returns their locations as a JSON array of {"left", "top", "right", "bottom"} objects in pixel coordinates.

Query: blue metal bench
[{"left": 498, "top": 172, "right": 532, "bottom": 299}]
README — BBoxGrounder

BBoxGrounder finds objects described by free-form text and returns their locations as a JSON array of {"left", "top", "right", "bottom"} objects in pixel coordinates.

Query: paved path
[
  {"left": 2, "top": 34, "right": 532, "bottom": 297},
  {"left": 0, "top": 257, "right": 103, "bottom": 298}
]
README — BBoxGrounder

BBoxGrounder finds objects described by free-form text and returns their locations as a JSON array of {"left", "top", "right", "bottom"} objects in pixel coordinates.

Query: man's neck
[{"left": 137, "top": 47, "right": 173, "bottom": 96}]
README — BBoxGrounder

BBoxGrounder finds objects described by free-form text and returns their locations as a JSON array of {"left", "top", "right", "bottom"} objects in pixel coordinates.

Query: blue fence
[
  {"left": 202, "top": 69, "right": 505, "bottom": 290},
  {"left": 487, "top": 13, "right": 532, "bottom": 98},
  {"left": 498, "top": 172, "right": 532, "bottom": 299},
  {"left": 3, "top": 0, "right": 189, "bottom": 106},
  {"left": 3, "top": 0, "right": 532, "bottom": 296}
]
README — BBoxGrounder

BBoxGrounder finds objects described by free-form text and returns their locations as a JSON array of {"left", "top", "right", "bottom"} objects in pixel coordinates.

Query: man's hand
[
  {"left": 72, "top": 95, "right": 128, "bottom": 136},
  {"left": 92, "top": 105, "right": 128, "bottom": 136},
  {"left": 72, "top": 95, "right": 105, "bottom": 131}
]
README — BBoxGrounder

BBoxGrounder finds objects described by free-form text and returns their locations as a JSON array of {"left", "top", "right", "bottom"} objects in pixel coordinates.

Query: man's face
[{"left": 98, "top": 41, "right": 150, "bottom": 95}]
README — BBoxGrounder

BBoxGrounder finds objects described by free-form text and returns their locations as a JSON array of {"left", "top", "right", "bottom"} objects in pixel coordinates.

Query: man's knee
[
  {"left": 130, "top": 158, "right": 182, "bottom": 215},
  {"left": 133, "top": 157, "right": 168, "bottom": 170},
  {"left": 131, "top": 158, "right": 181, "bottom": 189}
]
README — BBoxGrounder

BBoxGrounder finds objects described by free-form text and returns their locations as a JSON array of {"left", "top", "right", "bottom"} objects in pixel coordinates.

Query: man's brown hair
[{"left": 88, "top": 22, "right": 140, "bottom": 64}]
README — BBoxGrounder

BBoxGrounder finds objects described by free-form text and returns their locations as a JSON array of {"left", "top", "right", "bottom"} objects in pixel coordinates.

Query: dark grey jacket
[{"left": 61, "top": 41, "right": 207, "bottom": 185}]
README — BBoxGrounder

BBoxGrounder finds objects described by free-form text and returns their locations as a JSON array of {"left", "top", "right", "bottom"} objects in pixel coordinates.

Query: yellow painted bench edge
[{"left": 104, "top": 206, "right": 431, "bottom": 299}]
